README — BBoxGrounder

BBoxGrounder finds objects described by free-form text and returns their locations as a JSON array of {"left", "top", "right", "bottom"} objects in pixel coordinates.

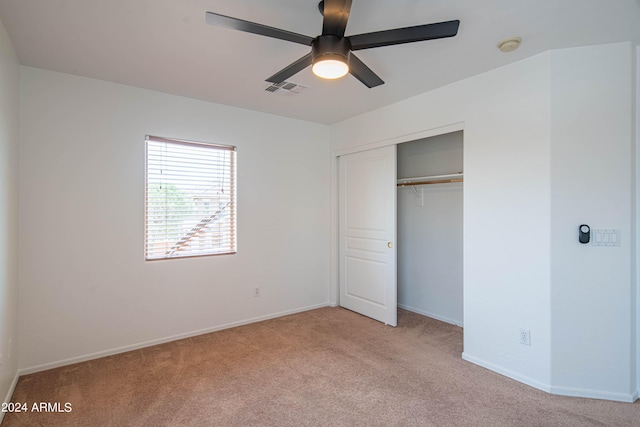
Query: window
[{"left": 145, "top": 135, "right": 236, "bottom": 260}]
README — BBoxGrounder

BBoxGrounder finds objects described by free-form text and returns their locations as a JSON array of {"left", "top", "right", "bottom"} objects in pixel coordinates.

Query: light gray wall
[
  {"left": 0, "top": 16, "right": 20, "bottom": 407},
  {"left": 397, "top": 132, "right": 463, "bottom": 325},
  {"left": 549, "top": 43, "right": 635, "bottom": 401},
  {"left": 18, "top": 67, "right": 332, "bottom": 371}
]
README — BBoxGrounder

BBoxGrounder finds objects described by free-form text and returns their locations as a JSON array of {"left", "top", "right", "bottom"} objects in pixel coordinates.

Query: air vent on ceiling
[{"left": 263, "top": 81, "right": 309, "bottom": 96}]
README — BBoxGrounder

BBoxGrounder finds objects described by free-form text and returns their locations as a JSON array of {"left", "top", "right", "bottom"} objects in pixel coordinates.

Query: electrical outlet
[
  {"left": 520, "top": 329, "right": 531, "bottom": 346},
  {"left": 254, "top": 287, "right": 261, "bottom": 297}
]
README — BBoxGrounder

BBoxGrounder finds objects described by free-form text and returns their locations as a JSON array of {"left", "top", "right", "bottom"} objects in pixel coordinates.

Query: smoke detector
[{"left": 497, "top": 37, "right": 521, "bottom": 53}]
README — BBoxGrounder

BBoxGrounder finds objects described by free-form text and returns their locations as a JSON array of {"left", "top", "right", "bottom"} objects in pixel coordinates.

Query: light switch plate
[{"left": 592, "top": 229, "right": 620, "bottom": 247}]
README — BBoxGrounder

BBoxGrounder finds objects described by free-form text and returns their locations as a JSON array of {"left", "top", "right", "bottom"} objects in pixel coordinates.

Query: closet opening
[{"left": 397, "top": 130, "right": 463, "bottom": 327}]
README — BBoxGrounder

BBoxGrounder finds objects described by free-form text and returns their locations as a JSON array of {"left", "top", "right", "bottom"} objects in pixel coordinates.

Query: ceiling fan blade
[
  {"left": 206, "top": 12, "right": 314, "bottom": 46},
  {"left": 321, "top": 0, "right": 352, "bottom": 37},
  {"left": 266, "top": 53, "right": 313, "bottom": 83},
  {"left": 349, "top": 20, "right": 460, "bottom": 51},
  {"left": 348, "top": 53, "right": 384, "bottom": 88}
]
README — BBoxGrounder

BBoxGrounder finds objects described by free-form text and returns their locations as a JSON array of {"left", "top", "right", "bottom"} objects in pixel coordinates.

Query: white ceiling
[{"left": 1, "top": 0, "right": 639, "bottom": 124}]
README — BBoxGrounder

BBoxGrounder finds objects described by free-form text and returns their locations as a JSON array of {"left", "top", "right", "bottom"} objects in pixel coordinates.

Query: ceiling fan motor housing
[{"left": 312, "top": 35, "right": 351, "bottom": 65}]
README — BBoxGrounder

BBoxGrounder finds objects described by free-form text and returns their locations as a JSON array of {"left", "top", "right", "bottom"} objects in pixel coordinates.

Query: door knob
[{"left": 388, "top": 242, "right": 393, "bottom": 248}]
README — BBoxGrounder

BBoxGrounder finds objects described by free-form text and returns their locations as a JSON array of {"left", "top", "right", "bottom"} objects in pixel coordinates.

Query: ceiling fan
[{"left": 205, "top": 0, "right": 460, "bottom": 88}]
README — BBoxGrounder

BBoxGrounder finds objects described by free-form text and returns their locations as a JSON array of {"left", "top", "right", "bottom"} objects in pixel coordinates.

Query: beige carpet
[{"left": 2, "top": 307, "right": 639, "bottom": 426}]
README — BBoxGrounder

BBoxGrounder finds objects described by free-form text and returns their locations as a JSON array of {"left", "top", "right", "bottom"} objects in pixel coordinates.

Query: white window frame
[{"left": 145, "top": 135, "right": 237, "bottom": 260}]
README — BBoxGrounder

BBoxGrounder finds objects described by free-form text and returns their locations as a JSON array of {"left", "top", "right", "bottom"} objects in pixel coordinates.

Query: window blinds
[{"left": 145, "top": 136, "right": 236, "bottom": 260}]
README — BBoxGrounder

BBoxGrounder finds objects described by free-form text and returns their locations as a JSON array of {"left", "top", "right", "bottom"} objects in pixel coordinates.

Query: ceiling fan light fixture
[
  {"left": 311, "top": 35, "right": 351, "bottom": 80},
  {"left": 312, "top": 56, "right": 349, "bottom": 79}
]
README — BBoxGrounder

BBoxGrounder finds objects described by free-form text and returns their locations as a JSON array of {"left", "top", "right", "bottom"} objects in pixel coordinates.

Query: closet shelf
[{"left": 397, "top": 173, "right": 463, "bottom": 187}]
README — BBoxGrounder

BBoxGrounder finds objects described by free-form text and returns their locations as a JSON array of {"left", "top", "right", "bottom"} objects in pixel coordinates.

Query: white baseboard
[
  {"left": 549, "top": 385, "right": 638, "bottom": 403},
  {"left": 462, "top": 352, "right": 638, "bottom": 403},
  {"left": 462, "top": 352, "right": 552, "bottom": 394},
  {"left": 0, "top": 372, "right": 20, "bottom": 424},
  {"left": 20, "top": 303, "right": 330, "bottom": 376},
  {"left": 398, "top": 304, "right": 463, "bottom": 327}
]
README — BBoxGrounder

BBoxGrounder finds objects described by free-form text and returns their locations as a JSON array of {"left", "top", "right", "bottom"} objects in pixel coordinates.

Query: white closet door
[{"left": 339, "top": 145, "right": 397, "bottom": 326}]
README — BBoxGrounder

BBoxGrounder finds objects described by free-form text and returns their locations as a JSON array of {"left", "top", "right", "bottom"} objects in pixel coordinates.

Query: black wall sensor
[{"left": 579, "top": 224, "right": 590, "bottom": 244}]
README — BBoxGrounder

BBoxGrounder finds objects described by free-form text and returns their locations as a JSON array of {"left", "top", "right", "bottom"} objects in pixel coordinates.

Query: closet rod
[
  {"left": 397, "top": 172, "right": 463, "bottom": 187},
  {"left": 397, "top": 178, "right": 463, "bottom": 187}
]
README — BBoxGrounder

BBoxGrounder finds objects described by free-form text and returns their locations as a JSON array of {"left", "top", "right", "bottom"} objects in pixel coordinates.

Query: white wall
[
  {"left": 18, "top": 67, "right": 331, "bottom": 371},
  {"left": 331, "top": 42, "right": 637, "bottom": 401},
  {"left": 550, "top": 43, "right": 636, "bottom": 401},
  {"left": 397, "top": 132, "right": 463, "bottom": 325},
  {"left": 635, "top": 44, "right": 639, "bottom": 400},
  {"left": 332, "top": 52, "right": 554, "bottom": 391},
  {"left": 0, "top": 17, "right": 20, "bottom": 406}
]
